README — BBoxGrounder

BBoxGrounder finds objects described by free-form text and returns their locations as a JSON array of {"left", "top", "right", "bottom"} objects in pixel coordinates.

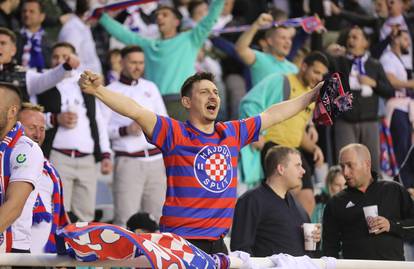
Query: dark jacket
[
  {"left": 322, "top": 173, "right": 414, "bottom": 260},
  {"left": 329, "top": 55, "right": 394, "bottom": 122}
]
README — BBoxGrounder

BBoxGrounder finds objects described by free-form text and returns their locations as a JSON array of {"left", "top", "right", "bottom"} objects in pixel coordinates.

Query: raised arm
[
  {"left": 78, "top": 71, "right": 157, "bottom": 138},
  {"left": 235, "top": 13, "right": 273, "bottom": 66},
  {"left": 26, "top": 54, "right": 80, "bottom": 96},
  {"left": 99, "top": 13, "right": 150, "bottom": 47},
  {"left": 259, "top": 83, "right": 321, "bottom": 131},
  {"left": 190, "top": 0, "right": 225, "bottom": 48}
]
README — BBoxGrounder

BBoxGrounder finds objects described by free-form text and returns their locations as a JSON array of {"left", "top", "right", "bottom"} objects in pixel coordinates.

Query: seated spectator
[
  {"left": 322, "top": 143, "right": 414, "bottom": 260},
  {"left": 231, "top": 145, "right": 321, "bottom": 257},
  {"left": 311, "top": 165, "right": 346, "bottom": 224}
]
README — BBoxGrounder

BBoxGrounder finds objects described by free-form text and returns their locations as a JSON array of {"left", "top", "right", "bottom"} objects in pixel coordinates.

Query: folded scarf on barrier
[{"left": 57, "top": 222, "right": 229, "bottom": 269}]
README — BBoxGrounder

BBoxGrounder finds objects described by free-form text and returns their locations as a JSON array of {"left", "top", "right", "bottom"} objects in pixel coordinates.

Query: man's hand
[
  {"left": 330, "top": 2, "right": 341, "bottom": 15},
  {"left": 65, "top": 54, "right": 80, "bottom": 69},
  {"left": 253, "top": 13, "right": 274, "bottom": 29},
  {"left": 358, "top": 75, "right": 377, "bottom": 88},
  {"left": 101, "top": 158, "right": 112, "bottom": 175},
  {"left": 79, "top": 70, "right": 104, "bottom": 95},
  {"left": 313, "top": 145, "right": 324, "bottom": 166},
  {"left": 407, "top": 188, "right": 414, "bottom": 199},
  {"left": 126, "top": 121, "right": 142, "bottom": 136},
  {"left": 57, "top": 112, "right": 78, "bottom": 129},
  {"left": 312, "top": 223, "right": 322, "bottom": 243},
  {"left": 372, "top": 216, "right": 391, "bottom": 234}
]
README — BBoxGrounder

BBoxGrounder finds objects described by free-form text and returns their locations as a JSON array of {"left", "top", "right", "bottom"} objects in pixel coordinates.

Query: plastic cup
[
  {"left": 303, "top": 223, "right": 317, "bottom": 251},
  {"left": 363, "top": 205, "right": 378, "bottom": 233}
]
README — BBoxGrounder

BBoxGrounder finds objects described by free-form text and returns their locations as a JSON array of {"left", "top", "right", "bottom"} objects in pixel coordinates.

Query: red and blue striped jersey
[{"left": 149, "top": 115, "right": 261, "bottom": 240}]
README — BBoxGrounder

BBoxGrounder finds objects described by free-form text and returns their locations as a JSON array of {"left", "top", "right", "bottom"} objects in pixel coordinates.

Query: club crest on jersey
[{"left": 194, "top": 145, "right": 232, "bottom": 193}]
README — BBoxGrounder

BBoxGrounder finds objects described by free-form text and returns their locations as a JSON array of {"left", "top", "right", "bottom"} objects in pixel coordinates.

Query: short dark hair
[
  {"left": 303, "top": 51, "right": 329, "bottom": 68},
  {"left": 52, "top": 42, "right": 76, "bottom": 54},
  {"left": 22, "top": 0, "right": 45, "bottom": 13},
  {"left": 180, "top": 72, "right": 215, "bottom": 97},
  {"left": 264, "top": 146, "right": 300, "bottom": 178},
  {"left": 0, "top": 27, "right": 17, "bottom": 44},
  {"left": 156, "top": 5, "right": 183, "bottom": 21},
  {"left": 0, "top": 82, "right": 23, "bottom": 105},
  {"left": 120, "top": 45, "right": 144, "bottom": 59}
]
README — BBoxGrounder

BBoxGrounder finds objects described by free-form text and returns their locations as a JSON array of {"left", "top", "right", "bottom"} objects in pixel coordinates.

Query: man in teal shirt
[
  {"left": 235, "top": 12, "right": 298, "bottom": 86},
  {"left": 99, "top": 1, "right": 224, "bottom": 120}
]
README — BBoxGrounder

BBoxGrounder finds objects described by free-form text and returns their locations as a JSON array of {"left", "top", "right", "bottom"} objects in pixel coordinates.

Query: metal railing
[{"left": 0, "top": 253, "right": 414, "bottom": 268}]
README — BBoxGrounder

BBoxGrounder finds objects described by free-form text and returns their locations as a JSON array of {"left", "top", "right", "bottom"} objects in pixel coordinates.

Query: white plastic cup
[
  {"left": 363, "top": 205, "right": 379, "bottom": 233},
  {"left": 67, "top": 104, "right": 78, "bottom": 114},
  {"left": 323, "top": 0, "right": 332, "bottom": 17},
  {"left": 303, "top": 223, "right": 317, "bottom": 251}
]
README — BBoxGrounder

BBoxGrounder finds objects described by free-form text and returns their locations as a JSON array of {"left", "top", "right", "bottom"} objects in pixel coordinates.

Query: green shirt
[
  {"left": 238, "top": 73, "right": 289, "bottom": 186},
  {"left": 99, "top": 0, "right": 225, "bottom": 96},
  {"left": 250, "top": 50, "right": 298, "bottom": 86}
]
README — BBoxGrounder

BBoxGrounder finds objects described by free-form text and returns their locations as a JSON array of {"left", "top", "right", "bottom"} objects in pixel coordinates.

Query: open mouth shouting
[{"left": 206, "top": 103, "right": 217, "bottom": 114}]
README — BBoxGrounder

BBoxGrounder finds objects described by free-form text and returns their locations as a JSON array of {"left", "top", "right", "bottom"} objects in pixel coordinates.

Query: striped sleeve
[
  {"left": 238, "top": 116, "right": 261, "bottom": 148},
  {"left": 148, "top": 115, "right": 178, "bottom": 153}
]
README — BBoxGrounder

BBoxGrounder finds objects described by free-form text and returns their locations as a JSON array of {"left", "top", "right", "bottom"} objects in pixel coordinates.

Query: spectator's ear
[{"left": 181, "top": 96, "right": 191, "bottom": 109}]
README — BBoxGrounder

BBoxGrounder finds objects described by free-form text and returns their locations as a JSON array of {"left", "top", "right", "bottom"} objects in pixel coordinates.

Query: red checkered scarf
[{"left": 0, "top": 122, "right": 24, "bottom": 253}]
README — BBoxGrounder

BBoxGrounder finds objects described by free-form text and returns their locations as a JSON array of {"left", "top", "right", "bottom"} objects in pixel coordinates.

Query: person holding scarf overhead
[
  {"left": 0, "top": 82, "right": 44, "bottom": 254},
  {"left": 327, "top": 26, "right": 394, "bottom": 171}
]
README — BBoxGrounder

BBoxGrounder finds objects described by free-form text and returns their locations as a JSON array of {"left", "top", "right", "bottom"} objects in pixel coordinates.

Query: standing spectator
[
  {"left": 36, "top": 42, "right": 112, "bottom": 222},
  {"left": 239, "top": 52, "right": 328, "bottom": 215},
  {"left": 0, "top": 83, "right": 43, "bottom": 253},
  {"left": 18, "top": 0, "right": 52, "bottom": 71},
  {"left": 235, "top": 13, "right": 298, "bottom": 86},
  {"left": 328, "top": 26, "right": 394, "bottom": 171},
  {"left": 231, "top": 145, "right": 321, "bottom": 257},
  {"left": 0, "top": 27, "right": 79, "bottom": 102},
  {"left": 18, "top": 103, "right": 69, "bottom": 254},
  {"left": 78, "top": 69, "right": 322, "bottom": 254},
  {"left": 380, "top": 0, "right": 414, "bottom": 75},
  {"left": 380, "top": 30, "right": 414, "bottom": 188},
  {"left": 101, "top": 45, "right": 167, "bottom": 226},
  {"left": 322, "top": 143, "right": 414, "bottom": 260},
  {"left": 98, "top": 0, "right": 225, "bottom": 120},
  {"left": 58, "top": 0, "right": 102, "bottom": 73},
  {"left": 0, "top": 0, "right": 20, "bottom": 32}
]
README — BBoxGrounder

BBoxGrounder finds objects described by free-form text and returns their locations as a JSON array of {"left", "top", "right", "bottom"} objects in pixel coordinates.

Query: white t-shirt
[
  {"left": 30, "top": 167, "right": 53, "bottom": 254},
  {"left": 9, "top": 136, "right": 44, "bottom": 251},
  {"left": 380, "top": 50, "right": 412, "bottom": 123}
]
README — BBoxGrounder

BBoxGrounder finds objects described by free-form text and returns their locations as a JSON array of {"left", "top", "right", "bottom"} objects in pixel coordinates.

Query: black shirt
[
  {"left": 231, "top": 182, "right": 310, "bottom": 257},
  {"left": 322, "top": 173, "right": 414, "bottom": 260}
]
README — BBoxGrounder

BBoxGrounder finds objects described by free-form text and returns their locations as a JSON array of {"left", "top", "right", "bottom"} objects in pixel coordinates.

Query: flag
[
  {"left": 89, "top": 0, "right": 158, "bottom": 19},
  {"left": 57, "top": 222, "right": 230, "bottom": 269}
]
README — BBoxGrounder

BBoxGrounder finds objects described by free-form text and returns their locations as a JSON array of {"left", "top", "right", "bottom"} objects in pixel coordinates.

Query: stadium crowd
[{"left": 0, "top": 0, "right": 413, "bottom": 263}]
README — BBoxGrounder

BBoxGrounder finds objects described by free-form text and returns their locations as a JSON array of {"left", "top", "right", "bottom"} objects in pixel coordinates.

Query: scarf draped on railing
[
  {"left": 32, "top": 160, "right": 69, "bottom": 253},
  {"left": 0, "top": 122, "right": 24, "bottom": 253}
]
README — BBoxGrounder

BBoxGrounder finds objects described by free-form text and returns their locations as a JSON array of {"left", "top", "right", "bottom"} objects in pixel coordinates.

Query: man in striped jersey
[{"left": 78, "top": 70, "right": 321, "bottom": 254}]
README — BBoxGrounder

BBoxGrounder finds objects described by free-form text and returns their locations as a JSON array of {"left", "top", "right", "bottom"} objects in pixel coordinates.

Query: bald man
[
  {"left": 0, "top": 83, "right": 44, "bottom": 253},
  {"left": 322, "top": 143, "right": 414, "bottom": 260}
]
